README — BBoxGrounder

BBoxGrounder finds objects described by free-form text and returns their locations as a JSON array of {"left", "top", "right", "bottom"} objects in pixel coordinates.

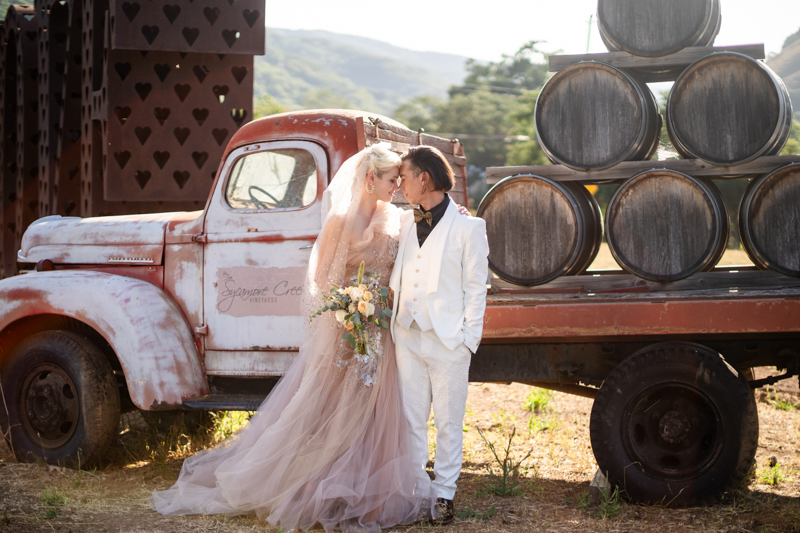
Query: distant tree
[
  {"left": 780, "top": 118, "right": 800, "bottom": 156},
  {"left": 301, "top": 89, "right": 353, "bottom": 110},
  {"left": 393, "top": 95, "right": 444, "bottom": 132},
  {"left": 452, "top": 41, "right": 550, "bottom": 96},
  {"left": 0, "top": 0, "right": 31, "bottom": 16},
  {"left": 505, "top": 90, "right": 548, "bottom": 167},
  {"left": 253, "top": 94, "right": 286, "bottom": 119},
  {"left": 435, "top": 90, "right": 518, "bottom": 170}
]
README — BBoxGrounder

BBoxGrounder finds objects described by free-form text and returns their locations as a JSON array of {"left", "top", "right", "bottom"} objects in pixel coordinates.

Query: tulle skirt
[{"left": 149, "top": 315, "right": 434, "bottom": 532}]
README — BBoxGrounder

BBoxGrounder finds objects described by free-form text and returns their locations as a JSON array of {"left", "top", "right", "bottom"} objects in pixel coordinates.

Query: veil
[{"left": 301, "top": 142, "right": 394, "bottom": 333}]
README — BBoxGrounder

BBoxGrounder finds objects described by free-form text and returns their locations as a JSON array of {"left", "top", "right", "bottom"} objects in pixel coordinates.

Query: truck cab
[{"left": 0, "top": 109, "right": 468, "bottom": 466}]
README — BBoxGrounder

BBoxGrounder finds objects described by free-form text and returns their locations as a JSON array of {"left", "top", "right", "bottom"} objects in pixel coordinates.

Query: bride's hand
[{"left": 456, "top": 204, "right": 471, "bottom": 217}]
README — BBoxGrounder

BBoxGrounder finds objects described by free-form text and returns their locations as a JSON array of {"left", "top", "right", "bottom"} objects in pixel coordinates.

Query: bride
[{"left": 150, "top": 143, "right": 444, "bottom": 531}]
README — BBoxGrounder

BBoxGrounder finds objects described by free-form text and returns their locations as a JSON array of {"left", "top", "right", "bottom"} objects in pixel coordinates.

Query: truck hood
[{"left": 19, "top": 212, "right": 192, "bottom": 266}]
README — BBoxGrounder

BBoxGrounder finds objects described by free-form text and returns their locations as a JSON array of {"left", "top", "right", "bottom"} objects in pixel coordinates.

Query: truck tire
[
  {"left": 0, "top": 330, "right": 120, "bottom": 468},
  {"left": 589, "top": 342, "right": 758, "bottom": 506}
]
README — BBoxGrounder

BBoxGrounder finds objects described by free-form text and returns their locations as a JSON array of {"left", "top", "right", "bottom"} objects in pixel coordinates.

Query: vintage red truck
[{"left": 1, "top": 109, "right": 799, "bottom": 507}]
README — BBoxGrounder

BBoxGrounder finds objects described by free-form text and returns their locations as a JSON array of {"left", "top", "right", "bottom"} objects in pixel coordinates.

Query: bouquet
[{"left": 310, "top": 261, "right": 392, "bottom": 358}]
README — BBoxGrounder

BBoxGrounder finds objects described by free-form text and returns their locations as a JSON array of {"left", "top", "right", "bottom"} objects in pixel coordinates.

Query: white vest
[{"left": 396, "top": 234, "right": 436, "bottom": 332}]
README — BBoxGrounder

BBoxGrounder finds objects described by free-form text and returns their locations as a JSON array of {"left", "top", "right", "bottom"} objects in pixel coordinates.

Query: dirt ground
[{"left": 1, "top": 375, "right": 799, "bottom": 533}]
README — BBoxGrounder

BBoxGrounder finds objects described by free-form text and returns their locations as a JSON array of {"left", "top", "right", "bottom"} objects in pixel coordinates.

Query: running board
[{"left": 182, "top": 394, "right": 266, "bottom": 411}]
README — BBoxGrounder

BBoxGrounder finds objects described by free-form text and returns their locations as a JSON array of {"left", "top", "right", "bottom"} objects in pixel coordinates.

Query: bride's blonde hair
[{"left": 364, "top": 143, "right": 401, "bottom": 177}]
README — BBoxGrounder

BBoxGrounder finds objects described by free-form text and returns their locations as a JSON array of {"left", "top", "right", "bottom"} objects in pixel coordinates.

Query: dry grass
[{"left": 1, "top": 380, "right": 798, "bottom": 532}]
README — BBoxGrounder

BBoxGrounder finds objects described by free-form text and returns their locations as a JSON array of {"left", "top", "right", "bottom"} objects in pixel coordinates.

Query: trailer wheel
[
  {"left": 0, "top": 331, "right": 120, "bottom": 468},
  {"left": 590, "top": 342, "right": 758, "bottom": 506}
]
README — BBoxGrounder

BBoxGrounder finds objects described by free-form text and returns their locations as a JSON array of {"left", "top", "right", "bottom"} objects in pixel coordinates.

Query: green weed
[
  {"left": 210, "top": 411, "right": 254, "bottom": 441},
  {"left": 766, "top": 388, "right": 797, "bottom": 411},
  {"left": 596, "top": 483, "right": 623, "bottom": 519},
  {"left": 476, "top": 425, "right": 533, "bottom": 497},
  {"left": 457, "top": 505, "right": 496, "bottom": 520},
  {"left": 527, "top": 414, "right": 559, "bottom": 433},
  {"left": 40, "top": 486, "right": 66, "bottom": 519},
  {"left": 523, "top": 387, "right": 553, "bottom": 414},
  {"left": 757, "top": 464, "right": 793, "bottom": 486},
  {"left": 576, "top": 490, "right": 592, "bottom": 510}
]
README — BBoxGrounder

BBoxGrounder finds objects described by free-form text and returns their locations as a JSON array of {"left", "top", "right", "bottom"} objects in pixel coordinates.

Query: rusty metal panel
[
  {"left": 105, "top": 49, "right": 253, "bottom": 201},
  {"left": 36, "top": 1, "right": 72, "bottom": 219},
  {"left": 0, "top": 17, "right": 15, "bottom": 277},
  {"left": 10, "top": 7, "right": 40, "bottom": 276},
  {"left": 80, "top": 4, "right": 208, "bottom": 216},
  {"left": 0, "top": 270, "right": 209, "bottom": 408},
  {"left": 53, "top": 0, "right": 83, "bottom": 218},
  {"left": 164, "top": 241, "right": 204, "bottom": 330},
  {"left": 483, "top": 292, "right": 800, "bottom": 340},
  {"left": 205, "top": 350, "right": 297, "bottom": 376},
  {"left": 109, "top": 0, "right": 265, "bottom": 55}
]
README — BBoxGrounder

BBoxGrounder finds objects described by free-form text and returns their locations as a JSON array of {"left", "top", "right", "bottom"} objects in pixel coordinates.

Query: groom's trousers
[{"left": 394, "top": 321, "right": 471, "bottom": 500}]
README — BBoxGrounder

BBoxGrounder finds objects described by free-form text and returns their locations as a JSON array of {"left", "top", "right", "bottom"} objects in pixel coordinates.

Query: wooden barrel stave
[
  {"left": 477, "top": 175, "right": 603, "bottom": 286},
  {"left": 739, "top": 163, "right": 800, "bottom": 276},
  {"left": 598, "top": 0, "right": 721, "bottom": 57},
  {"left": 606, "top": 170, "right": 728, "bottom": 281},
  {"left": 667, "top": 52, "right": 793, "bottom": 166},
  {"left": 535, "top": 62, "right": 661, "bottom": 171}
]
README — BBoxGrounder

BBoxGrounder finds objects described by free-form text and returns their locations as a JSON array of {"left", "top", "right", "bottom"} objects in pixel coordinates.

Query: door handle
[{"left": 299, "top": 244, "right": 314, "bottom": 250}]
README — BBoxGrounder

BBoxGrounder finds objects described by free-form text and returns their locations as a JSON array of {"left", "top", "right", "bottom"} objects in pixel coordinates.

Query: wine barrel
[
  {"left": 598, "top": 0, "right": 721, "bottom": 57},
  {"left": 667, "top": 52, "right": 793, "bottom": 165},
  {"left": 477, "top": 174, "right": 602, "bottom": 286},
  {"left": 739, "top": 163, "right": 800, "bottom": 277},
  {"left": 606, "top": 170, "right": 728, "bottom": 281},
  {"left": 535, "top": 62, "right": 661, "bottom": 171}
]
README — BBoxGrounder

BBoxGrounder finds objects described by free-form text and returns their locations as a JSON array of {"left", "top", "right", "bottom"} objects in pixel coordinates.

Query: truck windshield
[{"left": 225, "top": 148, "right": 318, "bottom": 210}]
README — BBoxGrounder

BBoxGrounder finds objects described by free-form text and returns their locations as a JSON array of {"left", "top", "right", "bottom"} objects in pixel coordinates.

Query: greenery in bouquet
[{"left": 309, "top": 261, "right": 392, "bottom": 360}]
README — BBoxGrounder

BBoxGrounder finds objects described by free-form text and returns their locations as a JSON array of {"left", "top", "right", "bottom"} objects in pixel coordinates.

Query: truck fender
[{"left": 0, "top": 270, "right": 208, "bottom": 409}]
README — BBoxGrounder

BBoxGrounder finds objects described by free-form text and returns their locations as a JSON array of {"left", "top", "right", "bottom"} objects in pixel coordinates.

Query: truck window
[{"left": 225, "top": 149, "right": 318, "bottom": 210}]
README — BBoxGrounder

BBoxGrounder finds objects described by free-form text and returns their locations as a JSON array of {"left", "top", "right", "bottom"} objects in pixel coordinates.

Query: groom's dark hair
[{"left": 401, "top": 146, "right": 455, "bottom": 193}]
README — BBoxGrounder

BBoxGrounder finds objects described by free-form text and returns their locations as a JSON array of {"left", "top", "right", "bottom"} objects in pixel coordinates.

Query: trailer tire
[
  {"left": 0, "top": 330, "right": 120, "bottom": 468},
  {"left": 589, "top": 342, "right": 758, "bottom": 506}
]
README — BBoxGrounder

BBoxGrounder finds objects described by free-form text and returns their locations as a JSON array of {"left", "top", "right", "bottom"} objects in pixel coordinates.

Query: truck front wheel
[
  {"left": 590, "top": 342, "right": 758, "bottom": 506},
  {"left": 0, "top": 330, "right": 120, "bottom": 468}
]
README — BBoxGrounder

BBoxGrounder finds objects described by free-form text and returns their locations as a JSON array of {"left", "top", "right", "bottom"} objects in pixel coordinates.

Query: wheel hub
[
  {"left": 659, "top": 410, "right": 691, "bottom": 443},
  {"left": 20, "top": 364, "right": 79, "bottom": 448},
  {"left": 623, "top": 383, "right": 723, "bottom": 480}
]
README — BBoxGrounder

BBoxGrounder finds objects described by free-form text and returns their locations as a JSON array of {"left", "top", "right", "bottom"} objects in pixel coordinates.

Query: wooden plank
[
  {"left": 548, "top": 44, "right": 765, "bottom": 82},
  {"left": 486, "top": 155, "right": 800, "bottom": 185},
  {"left": 489, "top": 269, "right": 800, "bottom": 296}
]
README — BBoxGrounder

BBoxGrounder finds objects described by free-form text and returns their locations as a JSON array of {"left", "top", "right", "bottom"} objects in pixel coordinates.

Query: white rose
[
  {"left": 334, "top": 309, "right": 347, "bottom": 323},
  {"left": 366, "top": 302, "right": 375, "bottom": 316}
]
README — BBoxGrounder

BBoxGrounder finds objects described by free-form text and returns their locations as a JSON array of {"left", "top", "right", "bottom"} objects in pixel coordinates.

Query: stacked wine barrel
[{"left": 479, "top": 0, "right": 799, "bottom": 285}]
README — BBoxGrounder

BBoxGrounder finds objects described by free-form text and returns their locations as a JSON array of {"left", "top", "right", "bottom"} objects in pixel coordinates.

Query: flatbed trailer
[{"left": 469, "top": 268, "right": 800, "bottom": 505}]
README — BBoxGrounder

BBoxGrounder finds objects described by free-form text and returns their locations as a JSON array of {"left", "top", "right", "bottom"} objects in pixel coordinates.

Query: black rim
[
  {"left": 622, "top": 383, "right": 724, "bottom": 481},
  {"left": 19, "top": 363, "right": 79, "bottom": 449}
]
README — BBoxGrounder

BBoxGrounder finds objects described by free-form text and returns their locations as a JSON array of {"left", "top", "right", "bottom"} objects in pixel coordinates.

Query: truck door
[{"left": 202, "top": 140, "right": 326, "bottom": 376}]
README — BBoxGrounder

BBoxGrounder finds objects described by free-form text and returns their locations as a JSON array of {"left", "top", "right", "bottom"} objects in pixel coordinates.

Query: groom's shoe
[{"left": 430, "top": 497, "right": 455, "bottom": 525}]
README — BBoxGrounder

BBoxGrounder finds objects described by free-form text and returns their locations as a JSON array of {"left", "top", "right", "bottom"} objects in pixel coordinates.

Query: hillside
[
  {"left": 255, "top": 28, "right": 468, "bottom": 115},
  {"left": 769, "top": 28, "right": 800, "bottom": 119}
]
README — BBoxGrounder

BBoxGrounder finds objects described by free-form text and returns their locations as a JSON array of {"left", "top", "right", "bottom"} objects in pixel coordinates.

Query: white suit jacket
[{"left": 389, "top": 198, "right": 490, "bottom": 353}]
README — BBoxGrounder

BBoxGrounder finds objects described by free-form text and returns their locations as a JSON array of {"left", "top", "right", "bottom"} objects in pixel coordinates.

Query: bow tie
[{"left": 413, "top": 209, "right": 433, "bottom": 226}]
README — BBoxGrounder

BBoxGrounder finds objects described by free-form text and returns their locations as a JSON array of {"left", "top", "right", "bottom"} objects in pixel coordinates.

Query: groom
[{"left": 390, "top": 145, "right": 489, "bottom": 525}]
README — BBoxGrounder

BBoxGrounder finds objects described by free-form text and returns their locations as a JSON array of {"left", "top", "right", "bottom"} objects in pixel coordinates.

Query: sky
[{"left": 266, "top": 0, "right": 800, "bottom": 62}]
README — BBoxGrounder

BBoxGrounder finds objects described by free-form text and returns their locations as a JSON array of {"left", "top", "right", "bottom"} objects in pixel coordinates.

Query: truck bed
[{"left": 483, "top": 269, "right": 800, "bottom": 342}]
